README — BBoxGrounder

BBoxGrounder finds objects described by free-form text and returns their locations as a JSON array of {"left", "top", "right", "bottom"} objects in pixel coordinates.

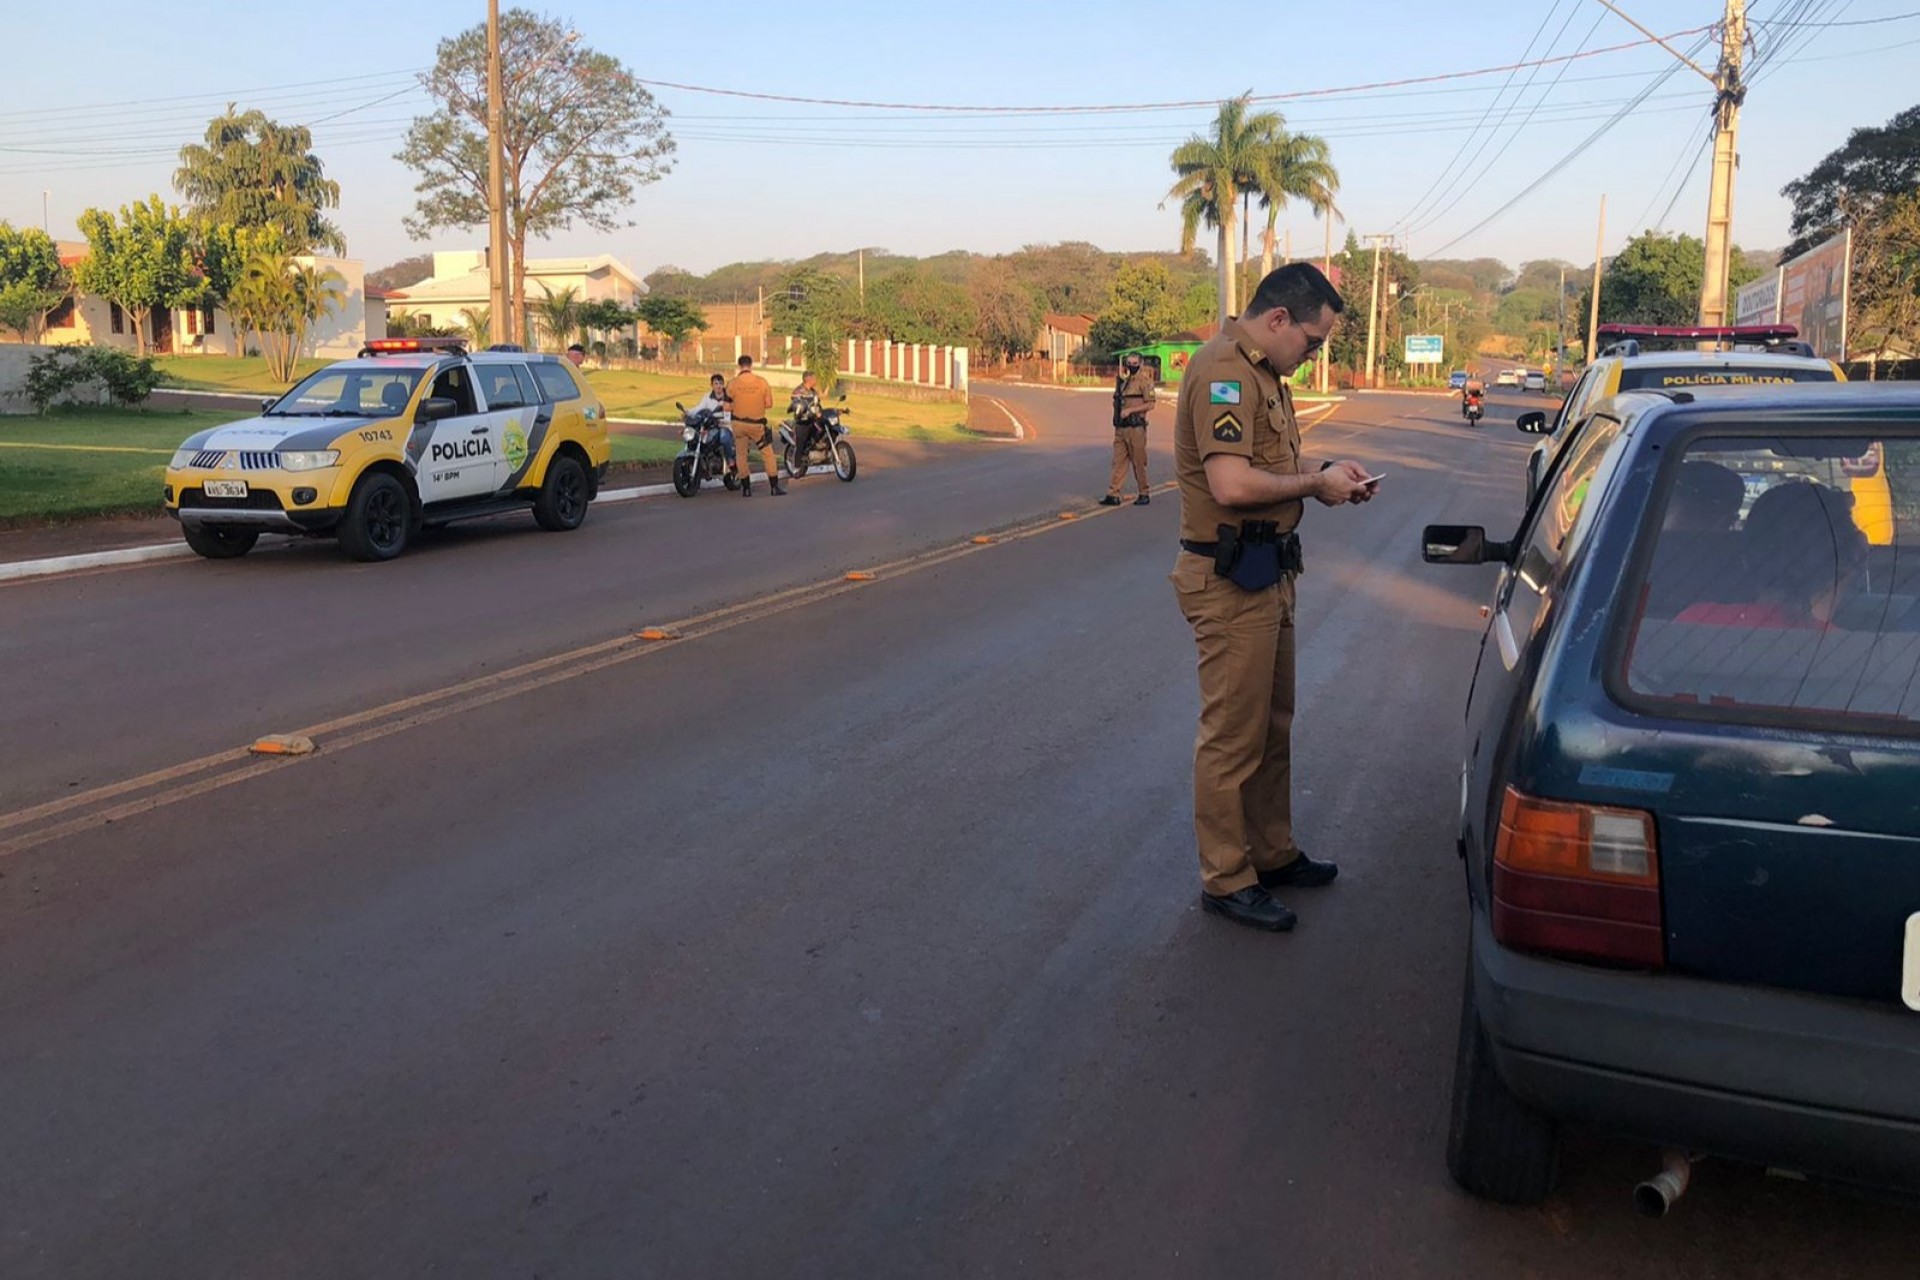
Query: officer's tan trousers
[
  {"left": 733, "top": 420, "right": 777, "bottom": 481},
  {"left": 1172, "top": 553, "right": 1298, "bottom": 897},
  {"left": 1108, "top": 427, "right": 1149, "bottom": 498}
]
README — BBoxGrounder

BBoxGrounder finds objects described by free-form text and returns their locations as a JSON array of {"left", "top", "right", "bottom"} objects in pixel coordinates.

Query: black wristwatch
[{"left": 1319, "top": 460, "right": 1335, "bottom": 471}]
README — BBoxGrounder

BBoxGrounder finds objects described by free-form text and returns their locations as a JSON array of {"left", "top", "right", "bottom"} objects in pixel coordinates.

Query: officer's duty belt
[{"left": 734, "top": 416, "right": 767, "bottom": 424}]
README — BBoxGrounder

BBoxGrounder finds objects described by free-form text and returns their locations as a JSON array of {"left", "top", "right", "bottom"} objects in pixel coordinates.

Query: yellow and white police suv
[{"left": 163, "top": 338, "right": 612, "bottom": 562}]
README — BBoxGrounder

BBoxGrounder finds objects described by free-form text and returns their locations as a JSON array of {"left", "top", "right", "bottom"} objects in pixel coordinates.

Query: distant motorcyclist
[
  {"left": 1462, "top": 372, "right": 1486, "bottom": 419},
  {"left": 790, "top": 371, "right": 827, "bottom": 463}
]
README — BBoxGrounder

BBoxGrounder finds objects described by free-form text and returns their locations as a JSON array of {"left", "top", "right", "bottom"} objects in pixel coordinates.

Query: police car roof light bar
[
  {"left": 1595, "top": 323, "right": 1800, "bottom": 342},
  {"left": 361, "top": 337, "right": 468, "bottom": 356}
]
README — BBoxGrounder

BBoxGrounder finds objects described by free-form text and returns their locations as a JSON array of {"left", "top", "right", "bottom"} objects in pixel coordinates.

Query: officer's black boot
[
  {"left": 1258, "top": 851, "right": 1340, "bottom": 890},
  {"left": 770, "top": 478, "right": 787, "bottom": 496},
  {"left": 741, "top": 477, "right": 753, "bottom": 497}
]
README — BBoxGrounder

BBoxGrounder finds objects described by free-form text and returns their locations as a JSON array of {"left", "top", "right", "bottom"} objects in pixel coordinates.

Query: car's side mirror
[
  {"left": 417, "top": 396, "right": 458, "bottom": 422},
  {"left": 261, "top": 397, "right": 276, "bottom": 414},
  {"left": 675, "top": 401, "right": 685, "bottom": 411},
  {"left": 1516, "top": 411, "right": 1549, "bottom": 434},
  {"left": 1422, "top": 524, "right": 1513, "bottom": 565}
]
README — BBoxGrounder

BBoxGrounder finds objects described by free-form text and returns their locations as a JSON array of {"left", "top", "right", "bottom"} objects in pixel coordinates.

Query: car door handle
[{"left": 469, "top": 427, "right": 489, "bottom": 436}]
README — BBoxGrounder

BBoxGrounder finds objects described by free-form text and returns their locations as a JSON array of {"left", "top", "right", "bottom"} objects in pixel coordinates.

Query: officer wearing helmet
[{"left": 1101, "top": 353, "right": 1158, "bottom": 506}]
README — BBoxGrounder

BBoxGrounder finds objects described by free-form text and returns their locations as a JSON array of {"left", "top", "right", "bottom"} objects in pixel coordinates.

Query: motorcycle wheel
[
  {"left": 672, "top": 455, "right": 699, "bottom": 497},
  {"left": 785, "top": 444, "right": 809, "bottom": 480},
  {"left": 833, "top": 439, "right": 857, "bottom": 482}
]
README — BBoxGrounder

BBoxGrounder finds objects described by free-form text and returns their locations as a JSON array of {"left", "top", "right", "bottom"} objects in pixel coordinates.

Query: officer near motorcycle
[
  {"left": 1100, "top": 354, "right": 1157, "bottom": 506},
  {"left": 1172, "top": 262, "right": 1377, "bottom": 932},
  {"left": 726, "top": 354, "right": 785, "bottom": 497}
]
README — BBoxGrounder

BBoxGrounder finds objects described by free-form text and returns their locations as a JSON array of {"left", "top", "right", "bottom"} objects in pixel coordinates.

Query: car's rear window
[
  {"left": 532, "top": 362, "right": 582, "bottom": 402},
  {"left": 1617, "top": 364, "right": 1836, "bottom": 392},
  {"left": 1624, "top": 433, "right": 1920, "bottom": 731}
]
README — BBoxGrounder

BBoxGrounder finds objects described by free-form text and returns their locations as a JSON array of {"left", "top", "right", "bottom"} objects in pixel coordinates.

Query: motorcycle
[
  {"left": 1462, "top": 394, "right": 1485, "bottom": 427},
  {"left": 671, "top": 402, "right": 740, "bottom": 497},
  {"left": 780, "top": 398, "right": 857, "bottom": 482}
]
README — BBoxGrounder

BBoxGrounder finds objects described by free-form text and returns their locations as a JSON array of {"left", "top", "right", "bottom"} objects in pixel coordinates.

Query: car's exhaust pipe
[{"left": 1633, "top": 1150, "right": 1694, "bottom": 1218}]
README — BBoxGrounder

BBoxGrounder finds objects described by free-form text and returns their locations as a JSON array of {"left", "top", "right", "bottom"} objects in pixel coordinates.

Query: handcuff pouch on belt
[{"left": 1213, "top": 521, "right": 1303, "bottom": 590}]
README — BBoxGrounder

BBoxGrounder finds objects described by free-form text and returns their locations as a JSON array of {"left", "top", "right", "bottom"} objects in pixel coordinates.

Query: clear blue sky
[{"left": 4, "top": 1, "right": 1917, "bottom": 277}]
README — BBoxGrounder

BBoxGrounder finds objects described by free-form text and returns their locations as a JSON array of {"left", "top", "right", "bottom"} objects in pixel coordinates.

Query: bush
[{"left": 23, "top": 346, "right": 166, "bottom": 414}]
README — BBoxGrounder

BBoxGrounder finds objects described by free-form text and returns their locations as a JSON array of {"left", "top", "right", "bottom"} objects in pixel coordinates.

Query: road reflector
[
  {"left": 638, "top": 627, "right": 678, "bottom": 641},
  {"left": 971, "top": 536, "right": 993, "bottom": 545},
  {"left": 1058, "top": 512, "right": 1078, "bottom": 521},
  {"left": 846, "top": 571, "right": 876, "bottom": 582},
  {"left": 250, "top": 734, "right": 315, "bottom": 757}
]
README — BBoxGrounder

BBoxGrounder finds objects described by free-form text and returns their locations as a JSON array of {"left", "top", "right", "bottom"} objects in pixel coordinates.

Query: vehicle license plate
[
  {"left": 203, "top": 480, "right": 248, "bottom": 498},
  {"left": 1905, "top": 914, "right": 1920, "bottom": 1012}
]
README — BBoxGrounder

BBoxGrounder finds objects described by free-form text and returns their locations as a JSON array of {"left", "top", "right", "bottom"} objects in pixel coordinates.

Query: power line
[
  {"left": 1750, "top": 6, "right": 1918, "bottom": 25},
  {"left": 0, "top": 70, "right": 424, "bottom": 126}
]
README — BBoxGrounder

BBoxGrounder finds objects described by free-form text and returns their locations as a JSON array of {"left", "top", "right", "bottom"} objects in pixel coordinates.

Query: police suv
[{"left": 164, "top": 339, "right": 611, "bottom": 562}]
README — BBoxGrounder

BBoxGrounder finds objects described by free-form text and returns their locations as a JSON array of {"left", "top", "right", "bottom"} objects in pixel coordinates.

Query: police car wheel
[
  {"left": 182, "top": 524, "right": 259, "bottom": 560},
  {"left": 833, "top": 440, "right": 857, "bottom": 482},
  {"left": 535, "top": 454, "right": 590, "bottom": 531},
  {"left": 338, "top": 472, "right": 411, "bottom": 562}
]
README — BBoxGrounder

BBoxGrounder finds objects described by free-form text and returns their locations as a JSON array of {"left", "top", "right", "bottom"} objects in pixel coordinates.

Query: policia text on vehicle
[{"left": 1171, "top": 263, "right": 1377, "bottom": 933}]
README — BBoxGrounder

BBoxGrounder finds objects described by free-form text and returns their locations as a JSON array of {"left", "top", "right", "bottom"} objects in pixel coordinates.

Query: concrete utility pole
[
  {"left": 1318, "top": 205, "right": 1334, "bottom": 393},
  {"left": 1596, "top": 0, "right": 1744, "bottom": 327},
  {"left": 1556, "top": 264, "right": 1567, "bottom": 375},
  {"left": 1362, "top": 235, "right": 1390, "bottom": 390},
  {"left": 486, "top": 0, "right": 509, "bottom": 348},
  {"left": 1587, "top": 194, "right": 1607, "bottom": 363}
]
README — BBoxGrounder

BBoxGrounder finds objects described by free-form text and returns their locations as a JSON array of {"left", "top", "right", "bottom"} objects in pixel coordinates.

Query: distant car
[
  {"left": 1423, "top": 382, "right": 1920, "bottom": 1208},
  {"left": 1449, "top": 370, "right": 1470, "bottom": 391},
  {"left": 1522, "top": 370, "right": 1547, "bottom": 393},
  {"left": 1515, "top": 324, "right": 1846, "bottom": 505},
  {"left": 1495, "top": 369, "right": 1521, "bottom": 387},
  {"left": 163, "top": 338, "right": 611, "bottom": 562}
]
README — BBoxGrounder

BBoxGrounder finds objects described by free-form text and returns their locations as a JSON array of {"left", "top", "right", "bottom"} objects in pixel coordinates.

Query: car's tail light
[{"left": 1492, "top": 786, "right": 1665, "bottom": 968}]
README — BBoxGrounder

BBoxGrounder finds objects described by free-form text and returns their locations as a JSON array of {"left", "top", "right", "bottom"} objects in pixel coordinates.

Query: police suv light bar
[
  {"left": 1594, "top": 324, "right": 1800, "bottom": 343},
  {"left": 360, "top": 337, "right": 468, "bottom": 356}
]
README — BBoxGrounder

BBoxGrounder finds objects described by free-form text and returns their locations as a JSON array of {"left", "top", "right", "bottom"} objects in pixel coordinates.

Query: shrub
[{"left": 23, "top": 346, "right": 166, "bottom": 414}]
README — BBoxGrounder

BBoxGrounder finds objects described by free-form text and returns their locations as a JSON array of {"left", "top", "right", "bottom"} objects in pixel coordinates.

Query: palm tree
[
  {"left": 1252, "top": 129, "right": 1341, "bottom": 289},
  {"left": 457, "top": 306, "right": 492, "bottom": 348},
  {"left": 1167, "top": 96, "right": 1285, "bottom": 325},
  {"left": 229, "top": 251, "right": 345, "bottom": 382},
  {"left": 534, "top": 283, "right": 581, "bottom": 352}
]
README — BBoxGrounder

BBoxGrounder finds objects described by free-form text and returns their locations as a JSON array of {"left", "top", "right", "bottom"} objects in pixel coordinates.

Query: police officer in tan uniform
[
  {"left": 1172, "top": 263, "right": 1376, "bottom": 932},
  {"left": 726, "top": 355, "right": 785, "bottom": 497},
  {"left": 1100, "top": 353, "right": 1157, "bottom": 506}
]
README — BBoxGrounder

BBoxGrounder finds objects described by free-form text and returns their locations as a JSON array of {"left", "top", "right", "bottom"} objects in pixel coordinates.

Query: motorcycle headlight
[
  {"left": 682, "top": 427, "right": 696, "bottom": 443},
  {"left": 169, "top": 448, "right": 197, "bottom": 469},
  {"left": 280, "top": 450, "right": 340, "bottom": 472}
]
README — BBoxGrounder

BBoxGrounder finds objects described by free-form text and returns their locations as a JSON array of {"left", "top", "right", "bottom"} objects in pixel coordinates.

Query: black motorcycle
[
  {"left": 779, "top": 399, "right": 857, "bottom": 482},
  {"left": 672, "top": 402, "right": 740, "bottom": 497}
]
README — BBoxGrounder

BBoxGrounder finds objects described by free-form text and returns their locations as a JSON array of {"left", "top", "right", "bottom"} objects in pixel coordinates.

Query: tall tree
[
  {"left": 967, "top": 259, "right": 1044, "bottom": 362},
  {"left": 1250, "top": 124, "right": 1340, "bottom": 287},
  {"left": 398, "top": 9, "right": 675, "bottom": 348},
  {"left": 1782, "top": 104, "right": 1920, "bottom": 261},
  {"left": 1167, "top": 96, "right": 1284, "bottom": 324},
  {"left": 865, "top": 266, "right": 977, "bottom": 346},
  {"left": 73, "top": 197, "right": 208, "bottom": 356},
  {"left": 0, "top": 222, "right": 70, "bottom": 342},
  {"left": 1088, "top": 261, "right": 1185, "bottom": 355},
  {"left": 633, "top": 295, "right": 709, "bottom": 357},
  {"left": 1578, "top": 231, "right": 1761, "bottom": 329},
  {"left": 1847, "top": 191, "right": 1920, "bottom": 361},
  {"left": 575, "top": 297, "right": 631, "bottom": 358},
  {"left": 174, "top": 107, "right": 344, "bottom": 254}
]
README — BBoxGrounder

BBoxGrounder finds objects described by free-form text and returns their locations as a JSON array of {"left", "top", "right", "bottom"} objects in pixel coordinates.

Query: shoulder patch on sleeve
[
  {"left": 1208, "top": 381, "right": 1242, "bottom": 405},
  {"left": 1211, "top": 412, "right": 1244, "bottom": 443}
]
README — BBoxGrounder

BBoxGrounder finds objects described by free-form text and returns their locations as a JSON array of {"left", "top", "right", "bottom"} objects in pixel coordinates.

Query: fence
[{"left": 671, "top": 333, "right": 969, "bottom": 396}]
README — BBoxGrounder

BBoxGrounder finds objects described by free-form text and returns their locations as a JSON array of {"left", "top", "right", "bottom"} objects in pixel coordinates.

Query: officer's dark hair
[
  {"left": 1245, "top": 263, "right": 1345, "bottom": 325},
  {"left": 737, "top": 354, "right": 754, "bottom": 369}
]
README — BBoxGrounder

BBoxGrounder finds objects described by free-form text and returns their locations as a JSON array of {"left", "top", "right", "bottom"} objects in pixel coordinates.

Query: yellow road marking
[{"left": 0, "top": 495, "right": 1149, "bottom": 860}]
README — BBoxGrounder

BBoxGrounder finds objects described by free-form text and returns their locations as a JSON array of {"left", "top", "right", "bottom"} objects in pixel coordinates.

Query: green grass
[
  {"left": 0, "top": 407, "right": 238, "bottom": 521},
  {"left": 585, "top": 370, "right": 972, "bottom": 443},
  {"left": 153, "top": 355, "right": 331, "bottom": 394},
  {"left": 610, "top": 435, "right": 680, "bottom": 465}
]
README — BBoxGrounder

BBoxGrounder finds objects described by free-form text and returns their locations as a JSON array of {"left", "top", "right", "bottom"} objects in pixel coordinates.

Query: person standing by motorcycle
[
  {"left": 726, "top": 355, "right": 785, "bottom": 497},
  {"left": 790, "top": 371, "right": 826, "bottom": 465},
  {"left": 1101, "top": 353, "right": 1158, "bottom": 506}
]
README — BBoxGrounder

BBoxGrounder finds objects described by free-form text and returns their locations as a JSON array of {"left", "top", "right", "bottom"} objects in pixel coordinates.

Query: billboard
[
  {"left": 1778, "top": 231, "right": 1851, "bottom": 360},
  {"left": 1734, "top": 270, "right": 1781, "bottom": 327},
  {"left": 1404, "top": 334, "right": 1444, "bottom": 365}
]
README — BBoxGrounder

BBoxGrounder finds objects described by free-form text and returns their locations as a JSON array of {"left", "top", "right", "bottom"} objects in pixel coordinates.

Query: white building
[{"left": 385, "top": 250, "right": 647, "bottom": 337}]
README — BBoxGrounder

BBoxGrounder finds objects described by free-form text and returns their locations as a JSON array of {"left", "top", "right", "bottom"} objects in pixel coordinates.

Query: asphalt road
[{"left": 3, "top": 383, "right": 1915, "bottom": 1279}]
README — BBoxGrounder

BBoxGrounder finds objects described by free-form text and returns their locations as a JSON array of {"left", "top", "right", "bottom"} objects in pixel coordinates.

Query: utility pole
[
  {"left": 858, "top": 249, "right": 865, "bottom": 307},
  {"left": 1318, "top": 205, "right": 1333, "bottom": 393},
  {"left": 1587, "top": 194, "right": 1607, "bottom": 364},
  {"left": 41, "top": 190, "right": 49, "bottom": 236},
  {"left": 486, "top": 0, "right": 509, "bottom": 348},
  {"left": 1362, "top": 235, "right": 1389, "bottom": 390},
  {"left": 1557, "top": 264, "right": 1567, "bottom": 375},
  {"left": 1596, "top": 0, "right": 1743, "bottom": 327}
]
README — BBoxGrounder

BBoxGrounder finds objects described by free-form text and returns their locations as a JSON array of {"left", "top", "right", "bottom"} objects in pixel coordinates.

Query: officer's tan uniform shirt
[
  {"left": 1173, "top": 321, "right": 1303, "bottom": 543},
  {"left": 1118, "top": 368, "right": 1156, "bottom": 422},
  {"left": 727, "top": 371, "right": 774, "bottom": 423}
]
